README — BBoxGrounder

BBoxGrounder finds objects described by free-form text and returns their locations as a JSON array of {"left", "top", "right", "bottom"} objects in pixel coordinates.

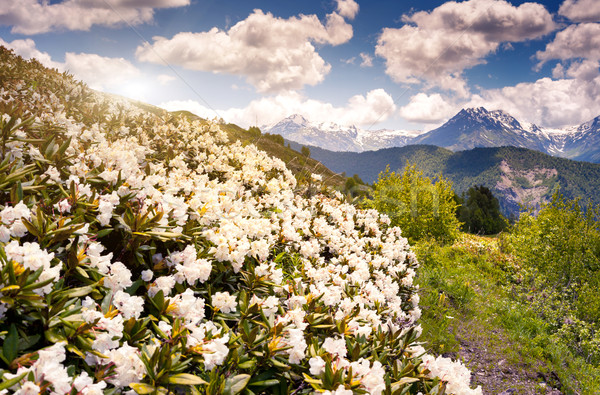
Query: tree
[
  {"left": 301, "top": 145, "right": 310, "bottom": 157},
  {"left": 247, "top": 126, "right": 261, "bottom": 137},
  {"left": 458, "top": 185, "right": 507, "bottom": 235},
  {"left": 369, "top": 164, "right": 461, "bottom": 244},
  {"left": 344, "top": 174, "right": 368, "bottom": 199}
]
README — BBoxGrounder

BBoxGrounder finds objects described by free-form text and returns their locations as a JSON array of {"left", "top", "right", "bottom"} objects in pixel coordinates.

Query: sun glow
[{"left": 114, "top": 80, "right": 150, "bottom": 102}]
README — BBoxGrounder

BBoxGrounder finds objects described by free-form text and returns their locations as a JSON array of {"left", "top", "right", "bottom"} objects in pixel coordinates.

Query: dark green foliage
[
  {"left": 458, "top": 185, "right": 507, "bottom": 235},
  {"left": 368, "top": 164, "right": 461, "bottom": 244}
]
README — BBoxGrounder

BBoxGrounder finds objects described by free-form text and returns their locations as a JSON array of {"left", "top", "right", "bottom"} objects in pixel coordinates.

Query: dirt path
[{"left": 454, "top": 320, "right": 563, "bottom": 394}]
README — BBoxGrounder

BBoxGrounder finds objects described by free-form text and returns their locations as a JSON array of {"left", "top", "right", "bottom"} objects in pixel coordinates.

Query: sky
[{"left": 1, "top": 0, "right": 600, "bottom": 132}]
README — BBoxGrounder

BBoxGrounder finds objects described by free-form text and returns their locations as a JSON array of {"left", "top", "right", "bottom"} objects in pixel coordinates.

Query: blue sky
[{"left": 1, "top": 0, "right": 599, "bottom": 131}]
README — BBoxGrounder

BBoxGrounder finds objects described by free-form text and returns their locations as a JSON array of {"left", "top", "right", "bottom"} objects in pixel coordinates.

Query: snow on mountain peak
[{"left": 285, "top": 114, "right": 310, "bottom": 126}]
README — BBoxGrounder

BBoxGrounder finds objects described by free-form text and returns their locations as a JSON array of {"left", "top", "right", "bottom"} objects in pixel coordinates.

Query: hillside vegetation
[
  {"left": 0, "top": 46, "right": 487, "bottom": 394},
  {"left": 364, "top": 164, "right": 600, "bottom": 393},
  {"left": 296, "top": 142, "right": 600, "bottom": 216}
]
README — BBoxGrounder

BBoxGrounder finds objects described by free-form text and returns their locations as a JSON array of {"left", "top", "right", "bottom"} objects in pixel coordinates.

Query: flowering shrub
[{"left": 0, "top": 46, "right": 480, "bottom": 394}]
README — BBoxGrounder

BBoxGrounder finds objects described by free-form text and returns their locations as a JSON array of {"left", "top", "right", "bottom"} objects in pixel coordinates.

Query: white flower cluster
[
  {"left": 0, "top": 202, "right": 31, "bottom": 242},
  {"left": 0, "top": 46, "right": 480, "bottom": 394},
  {"left": 3, "top": 240, "right": 59, "bottom": 296}
]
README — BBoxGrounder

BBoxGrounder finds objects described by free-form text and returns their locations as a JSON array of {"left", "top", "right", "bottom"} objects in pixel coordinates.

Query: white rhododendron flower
[
  {"left": 212, "top": 291, "right": 237, "bottom": 313},
  {"left": 0, "top": 47, "right": 481, "bottom": 395}
]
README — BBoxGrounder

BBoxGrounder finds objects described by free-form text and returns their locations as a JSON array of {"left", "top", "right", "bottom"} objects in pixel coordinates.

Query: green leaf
[
  {"left": 130, "top": 382, "right": 157, "bottom": 394},
  {"left": 392, "top": 377, "right": 420, "bottom": 390},
  {"left": 167, "top": 373, "right": 208, "bottom": 385},
  {"left": 3, "top": 324, "right": 18, "bottom": 363},
  {"left": 223, "top": 374, "right": 251, "bottom": 395},
  {"left": 55, "top": 283, "right": 97, "bottom": 299},
  {"left": 237, "top": 360, "right": 256, "bottom": 370},
  {"left": 96, "top": 228, "right": 113, "bottom": 238},
  {"left": 0, "top": 372, "right": 27, "bottom": 391},
  {"left": 249, "top": 379, "right": 280, "bottom": 387},
  {"left": 17, "top": 334, "right": 40, "bottom": 351}
]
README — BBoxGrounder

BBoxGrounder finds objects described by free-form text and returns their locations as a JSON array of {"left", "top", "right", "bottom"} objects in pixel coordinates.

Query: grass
[{"left": 414, "top": 234, "right": 600, "bottom": 394}]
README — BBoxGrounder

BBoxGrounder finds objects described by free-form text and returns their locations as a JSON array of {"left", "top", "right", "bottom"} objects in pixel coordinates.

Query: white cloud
[
  {"left": 64, "top": 52, "right": 141, "bottom": 91},
  {"left": 0, "top": 38, "right": 62, "bottom": 70},
  {"left": 136, "top": 7, "right": 355, "bottom": 93},
  {"left": 359, "top": 53, "right": 373, "bottom": 67},
  {"left": 375, "top": 0, "right": 556, "bottom": 96},
  {"left": 559, "top": 0, "right": 600, "bottom": 23},
  {"left": 536, "top": 23, "right": 600, "bottom": 66},
  {"left": 0, "top": 0, "right": 190, "bottom": 35},
  {"left": 552, "top": 63, "right": 566, "bottom": 79},
  {"left": 336, "top": 0, "right": 359, "bottom": 20},
  {"left": 565, "top": 59, "right": 600, "bottom": 81},
  {"left": 160, "top": 89, "right": 396, "bottom": 128},
  {"left": 470, "top": 75, "right": 600, "bottom": 128},
  {"left": 0, "top": 37, "right": 146, "bottom": 99},
  {"left": 399, "top": 93, "right": 457, "bottom": 124}
]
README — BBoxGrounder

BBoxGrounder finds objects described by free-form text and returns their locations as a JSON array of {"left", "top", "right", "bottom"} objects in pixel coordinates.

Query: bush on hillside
[
  {"left": 368, "top": 164, "right": 461, "bottom": 245},
  {"left": 506, "top": 193, "right": 600, "bottom": 363},
  {"left": 0, "top": 46, "right": 482, "bottom": 394}
]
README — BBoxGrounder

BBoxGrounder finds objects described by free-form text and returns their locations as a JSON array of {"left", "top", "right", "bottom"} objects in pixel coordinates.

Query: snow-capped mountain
[
  {"left": 264, "top": 109, "right": 600, "bottom": 163},
  {"left": 263, "top": 114, "right": 423, "bottom": 152},
  {"left": 559, "top": 115, "right": 600, "bottom": 162},
  {"left": 413, "top": 107, "right": 548, "bottom": 152},
  {"left": 414, "top": 107, "right": 600, "bottom": 163}
]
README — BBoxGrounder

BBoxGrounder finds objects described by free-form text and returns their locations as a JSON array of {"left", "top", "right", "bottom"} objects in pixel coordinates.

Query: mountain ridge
[
  {"left": 266, "top": 108, "right": 600, "bottom": 163},
  {"left": 263, "top": 114, "right": 423, "bottom": 152}
]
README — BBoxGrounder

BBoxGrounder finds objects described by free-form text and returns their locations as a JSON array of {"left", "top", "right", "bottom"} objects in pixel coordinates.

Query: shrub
[
  {"left": 506, "top": 193, "right": 600, "bottom": 363},
  {"left": 368, "top": 164, "right": 461, "bottom": 244}
]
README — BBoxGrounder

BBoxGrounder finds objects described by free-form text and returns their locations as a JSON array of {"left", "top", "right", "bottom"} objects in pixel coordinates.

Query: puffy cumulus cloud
[
  {"left": 336, "top": 0, "right": 359, "bottom": 20},
  {"left": 0, "top": 0, "right": 190, "bottom": 35},
  {"left": 160, "top": 89, "right": 396, "bottom": 128},
  {"left": 375, "top": 0, "right": 556, "bottom": 95},
  {"left": 564, "top": 59, "right": 600, "bottom": 81},
  {"left": 471, "top": 74, "right": 600, "bottom": 128},
  {"left": 136, "top": 8, "right": 355, "bottom": 93},
  {"left": 536, "top": 23, "right": 600, "bottom": 66},
  {"left": 399, "top": 93, "right": 457, "bottom": 124},
  {"left": 559, "top": 0, "right": 600, "bottom": 23}
]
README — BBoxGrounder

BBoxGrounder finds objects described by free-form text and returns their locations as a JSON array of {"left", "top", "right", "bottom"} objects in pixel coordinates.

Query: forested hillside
[{"left": 295, "top": 142, "right": 600, "bottom": 216}]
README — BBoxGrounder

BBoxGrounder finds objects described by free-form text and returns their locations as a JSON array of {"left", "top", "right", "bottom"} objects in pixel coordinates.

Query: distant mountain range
[
  {"left": 265, "top": 108, "right": 600, "bottom": 163},
  {"left": 263, "top": 114, "right": 422, "bottom": 152},
  {"left": 287, "top": 142, "right": 600, "bottom": 216}
]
